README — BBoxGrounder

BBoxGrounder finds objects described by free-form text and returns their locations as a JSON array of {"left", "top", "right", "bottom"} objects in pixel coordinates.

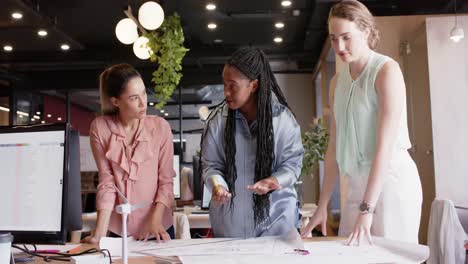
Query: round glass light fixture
[
  {"left": 37, "top": 29, "right": 48, "bottom": 37},
  {"left": 133, "top": 36, "right": 152, "bottom": 60},
  {"left": 450, "top": 26, "right": 464, "bottom": 42},
  {"left": 11, "top": 12, "right": 23, "bottom": 20},
  {"left": 61, "top": 44, "right": 70, "bottom": 50},
  {"left": 3, "top": 45, "right": 13, "bottom": 52},
  {"left": 274, "top": 37, "right": 283, "bottom": 43},
  {"left": 207, "top": 23, "right": 217, "bottom": 29},
  {"left": 275, "top": 22, "right": 285, "bottom": 29},
  {"left": 138, "top": 1, "right": 165, "bottom": 30},
  {"left": 281, "top": 1, "right": 292, "bottom": 7},
  {"left": 115, "top": 18, "right": 138, "bottom": 44},
  {"left": 206, "top": 3, "right": 216, "bottom": 10}
]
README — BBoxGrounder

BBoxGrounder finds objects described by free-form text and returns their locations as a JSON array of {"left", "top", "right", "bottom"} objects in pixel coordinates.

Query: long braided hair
[{"left": 200, "top": 47, "right": 291, "bottom": 226}]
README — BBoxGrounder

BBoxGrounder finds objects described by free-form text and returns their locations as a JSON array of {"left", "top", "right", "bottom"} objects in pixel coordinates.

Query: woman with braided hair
[{"left": 200, "top": 47, "right": 304, "bottom": 238}]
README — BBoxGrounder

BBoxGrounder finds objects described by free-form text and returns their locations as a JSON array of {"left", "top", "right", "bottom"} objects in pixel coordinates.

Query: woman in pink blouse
[{"left": 82, "top": 63, "right": 175, "bottom": 243}]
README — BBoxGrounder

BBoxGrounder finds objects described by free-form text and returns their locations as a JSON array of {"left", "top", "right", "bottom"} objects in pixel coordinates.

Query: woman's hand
[
  {"left": 345, "top": 213, "right": 373, "bottom": 246},
  {"left": 136, "top": 215, "right": 171, "bottom": 242},
  {"left": 211, "top": 185, "right": 232, "bottom": 204},
  {"left": 81, "top": 232, "right": 104, "bottom": 244},
  {"left": 246, "top": 177, "right": 281, "bottom": 195},
  {"left": 300, "top": 206, "right": 328, "bottom": 238},
  {"left": 136, "top": 203, "right": 171, "bottom": 242}
]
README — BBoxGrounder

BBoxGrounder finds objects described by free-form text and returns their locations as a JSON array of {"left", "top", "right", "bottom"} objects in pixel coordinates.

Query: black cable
[{"left": 12, "top": 244, "right": 114, "bottom": 263}]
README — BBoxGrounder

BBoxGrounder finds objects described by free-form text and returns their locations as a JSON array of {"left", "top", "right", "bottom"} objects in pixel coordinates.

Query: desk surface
[{"left": 29, "top": 237, "right": 339, "bottom": 263}]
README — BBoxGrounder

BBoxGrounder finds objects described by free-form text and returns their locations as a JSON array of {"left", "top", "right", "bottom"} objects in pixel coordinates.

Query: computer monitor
[
  {"left": 0, "top": 123, "right": 82, "bottom": 244},
  {"left": 201, "top": 184, "right": 212, "bottom": 210},
  {"left": 192, "top": 154, "right": 203, "bottom": 201}
]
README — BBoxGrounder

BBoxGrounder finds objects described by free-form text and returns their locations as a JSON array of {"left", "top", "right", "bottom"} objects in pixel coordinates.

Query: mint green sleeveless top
[{"left": 333, "top": 50, "right": 411, "bottom": 175}]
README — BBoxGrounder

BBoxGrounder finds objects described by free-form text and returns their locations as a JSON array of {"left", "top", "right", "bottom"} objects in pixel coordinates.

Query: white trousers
[{"left": 338, "top": 150, "right": 423, "bottom": 243}]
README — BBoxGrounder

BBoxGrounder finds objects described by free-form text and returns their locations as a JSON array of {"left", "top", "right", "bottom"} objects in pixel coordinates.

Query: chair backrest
[{"left": 427, "top": 199, "right": 468, "bottom": 264}]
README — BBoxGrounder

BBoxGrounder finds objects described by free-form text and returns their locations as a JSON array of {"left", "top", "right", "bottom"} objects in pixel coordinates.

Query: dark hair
[
  {"left": 329, "top": 0, "right": 380, "bottom": 50},
  {"left": 99, "top": 63, "right": 141, "bottom": 115},
  {"left": 200, "top": 47, "right": 291, "bottom": 226}
]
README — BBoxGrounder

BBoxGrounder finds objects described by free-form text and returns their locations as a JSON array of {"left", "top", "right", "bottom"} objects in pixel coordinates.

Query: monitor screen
[
  {"left": 201, "top": 184, "right": 212, "bottom": 210},
  {"left": 0, "top": 130, "right": 65, "bottom": 232},
  {"left": 0, "top": 123, "right": 82, "bottom": 244},
  {"left": 173, "top": 155, "right": 180, "bottom": 199}
]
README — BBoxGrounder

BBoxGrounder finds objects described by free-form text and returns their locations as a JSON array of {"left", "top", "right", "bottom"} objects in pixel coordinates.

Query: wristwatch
[{"left": 359, "top": 201, "right": 375, "bottom": 214}]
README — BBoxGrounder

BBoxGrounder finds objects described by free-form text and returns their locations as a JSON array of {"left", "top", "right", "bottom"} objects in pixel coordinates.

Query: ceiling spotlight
[
  {"left": 47, "top": 114, "right": 52, "bottom": 118},
  {"left": 31, "top": 118, "right": 35, "bottom": 122},
  {"left": 207, "top": 23, "right": 217, "bottom": 30},
  {"left": 160, "top": 109, "right": 165, "bottom": 113},
  {"left": 149, "top": 102, "right": 155, "bottom": 106},
  {"left": 275, "top": 22, "right": 285, "bottom": 29},
  {"left": 41, "top": 121, "right": 45, "bottom": 124},
  {"left": 281, "top": 1, "right": 292, "bottom": 7},
  {"left": 450, "top": 26, "right": 464, "bottom": 42},
  {"left": 57, "top": 117, "right": 62, "bottom": 121},
  {"left": 36, "top": 111, "right": 41, "bottom": 115},
  {"left": 37, "top": 29, "right": 48, "bottom": 37},
  {"left": 198, "top": 106, "right": 210, "bottom": 121},
  {"left": 3, "top": 45, "right": 13, "bottom": 52},
  {"left": 11, "top": 12, "right": 23, "bottom": 20},
  {"left": 274, "top": 37, "right": 283, "bottom": 43},
  {"left": 164, "top": 112, "right": 169, "bottom": 116},
  {"left": 206, "top": 3, "right": 216, "bottom": 11},
  {"left": 61, "top": 44, "right": 70, "bottom": 50},
  {"left": 214, "top": 39, "right": 223, "bottom": 43}
]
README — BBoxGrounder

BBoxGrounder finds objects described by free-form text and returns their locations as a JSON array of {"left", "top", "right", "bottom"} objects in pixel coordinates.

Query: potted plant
[{"left": 296, "top": 117, "right": 329, "bottom": 207}]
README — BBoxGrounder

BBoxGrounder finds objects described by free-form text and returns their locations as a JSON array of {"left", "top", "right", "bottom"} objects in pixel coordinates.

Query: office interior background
[{"left": 1, "top": 0, "right": 468, "bottom": 246}]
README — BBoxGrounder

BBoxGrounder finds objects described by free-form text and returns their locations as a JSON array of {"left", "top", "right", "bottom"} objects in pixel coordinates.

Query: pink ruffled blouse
[{"left": 90, "top": 115, "right": 175, "bottom": 236}]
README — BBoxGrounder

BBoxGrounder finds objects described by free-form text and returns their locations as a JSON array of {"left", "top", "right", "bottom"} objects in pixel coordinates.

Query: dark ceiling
[{"left": 0, "top": 0, "right": 467, "bottom": 131}]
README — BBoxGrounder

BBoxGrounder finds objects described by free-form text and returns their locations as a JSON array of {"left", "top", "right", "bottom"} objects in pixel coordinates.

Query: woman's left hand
[
  {"left": 136, "top": 217, "right": 171, "bottom": 242},
  {"left": 247, "top": 176, "right": 281, "bottom": 195},
  {"left": 345, "top": 213, "right": 374, "bottom": 246}
]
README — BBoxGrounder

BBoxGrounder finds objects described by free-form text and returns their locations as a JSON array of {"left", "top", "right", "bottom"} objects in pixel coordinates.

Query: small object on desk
[
  {"left": 70, "top": 254, "right": 110, "bottom": 264},
  {"left": 67, "top": 245, "right": 82, "bottom": 254},
  {"left": 294, "top": 248, "right": 310, "bottom": 255}
]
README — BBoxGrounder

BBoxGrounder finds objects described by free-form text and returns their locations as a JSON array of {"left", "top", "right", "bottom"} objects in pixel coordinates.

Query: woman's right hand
[
  {"left": 300, "top": 206, "right": 328, "bottom": 238},
  {"left": 211, "top": 186, "right": 232, "bottom": 205}
]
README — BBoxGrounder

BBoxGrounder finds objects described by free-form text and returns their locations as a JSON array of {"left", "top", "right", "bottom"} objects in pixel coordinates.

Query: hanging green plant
[{"left": 145, "top": 13, "right": 189, "bottom": 109}]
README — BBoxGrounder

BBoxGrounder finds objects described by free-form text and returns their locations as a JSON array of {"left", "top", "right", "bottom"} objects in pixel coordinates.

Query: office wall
[
  {"left": 275, "top": 73, "right": 317, "bottom": 203},
  {"left": 425, "top": 15, "right": 468, "bottom": 208},
  {"left": 43, "top": 95, "right": 96, "bottom": 136}
]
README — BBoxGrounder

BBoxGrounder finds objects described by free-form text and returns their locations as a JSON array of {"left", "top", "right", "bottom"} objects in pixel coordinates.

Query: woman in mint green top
[{"left": 301, "top": 0, "right": 422, "bottom": 245}]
